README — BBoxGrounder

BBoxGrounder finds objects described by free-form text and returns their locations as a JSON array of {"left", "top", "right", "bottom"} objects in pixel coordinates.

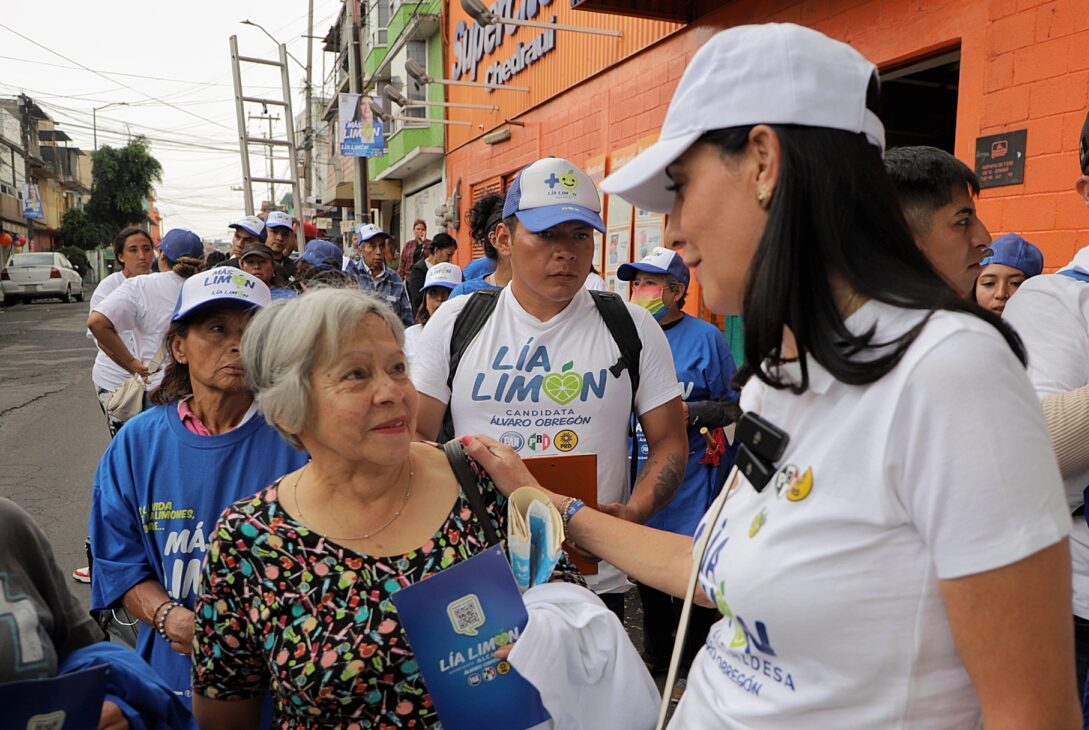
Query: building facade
[{"left": 438, "top": 0, "right": 1089, "bottom": 319}]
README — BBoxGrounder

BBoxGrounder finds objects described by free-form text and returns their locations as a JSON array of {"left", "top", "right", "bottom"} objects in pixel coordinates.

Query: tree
[
  {"left": 59, "top": 246, "right": 91, "bottom": 279},
  {"left": 57, "top": 207, "right": 111, "bottom": 251},
  {"left": 86, "top": 137, "right": 163, "bottom": 237}
]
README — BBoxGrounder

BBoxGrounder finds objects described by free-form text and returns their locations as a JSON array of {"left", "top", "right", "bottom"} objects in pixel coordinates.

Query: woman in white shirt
[
  {"left": 403, "top": 261, "right": 462, "bottom": 368},
  {"left": 88, "top": 228, "right": 205, "bottom": 419},
  {"left": 467, "top": 24, "right": 1080, "bottom": 729},
  {"left": 88, "top": 226, "right": 155, "bottom": 437}
]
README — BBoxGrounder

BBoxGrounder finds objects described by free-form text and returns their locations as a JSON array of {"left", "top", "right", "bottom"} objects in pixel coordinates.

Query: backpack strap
[
  {"left": 1058, "top": 269, "right": 1089, "bottom": 283},
  {"left": 443, "top": 439, "right": 501, "bottom": 547},
  {"left": 588, "top": 290, "right": 644, "bottom": 491},
  {"left": 439, "top": 288, "right": 502, "bottom": 442}
]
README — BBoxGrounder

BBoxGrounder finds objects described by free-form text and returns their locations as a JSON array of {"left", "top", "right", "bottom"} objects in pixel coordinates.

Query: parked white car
[{"left": 1, "top": 252, "right": 84, "bottom": 304}]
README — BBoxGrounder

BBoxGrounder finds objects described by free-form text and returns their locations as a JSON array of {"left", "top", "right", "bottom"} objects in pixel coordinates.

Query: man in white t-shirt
[
  {"left": 1004, "top": 108, "right": 1089, "bottom": 703},
  {"left": 412, "top": 157, "right": 687, "bottom": 617}
]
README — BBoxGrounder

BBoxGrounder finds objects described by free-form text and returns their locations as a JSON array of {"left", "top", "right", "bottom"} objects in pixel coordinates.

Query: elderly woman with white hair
[{"left": 191, "top": 287, "right": 582, "bottom": 728}]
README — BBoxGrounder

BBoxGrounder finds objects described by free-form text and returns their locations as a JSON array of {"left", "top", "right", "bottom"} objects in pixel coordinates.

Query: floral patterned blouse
[{"left": 192, "top": 453, "right": 584, "bottom": 728}]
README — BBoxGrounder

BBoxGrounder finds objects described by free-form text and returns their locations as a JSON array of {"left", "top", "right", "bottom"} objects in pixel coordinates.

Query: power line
[
  {"left": 0, "top": 54, "right": 286, "bottom": 90},
  {"left": 0, "top": 21, "right": 234, "bottom": 131}
]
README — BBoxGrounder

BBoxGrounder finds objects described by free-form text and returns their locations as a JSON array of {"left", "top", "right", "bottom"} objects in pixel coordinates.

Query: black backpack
[{"left": 439, "top": 288, "right": 644, "bottom": 487}]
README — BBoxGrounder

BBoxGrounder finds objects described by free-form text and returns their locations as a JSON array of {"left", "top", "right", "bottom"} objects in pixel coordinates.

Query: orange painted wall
[{"left": 445, "top": 0, "right": 1089, "bottom": 284}]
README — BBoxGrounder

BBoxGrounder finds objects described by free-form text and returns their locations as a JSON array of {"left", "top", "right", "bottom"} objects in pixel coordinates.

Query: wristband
[
  {"left": 562, "top": 498, "right": 586, "bottom": 530},
  {"left": 156, "top": 600, "right": 181, "bottom": 641}
]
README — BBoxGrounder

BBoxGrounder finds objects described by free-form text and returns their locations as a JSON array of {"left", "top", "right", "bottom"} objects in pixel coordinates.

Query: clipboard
[{"left": 522, "top": 454, "right": 598, "bottom": 575}]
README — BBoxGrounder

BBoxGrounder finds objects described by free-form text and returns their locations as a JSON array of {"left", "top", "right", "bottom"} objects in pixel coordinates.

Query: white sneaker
[{"left": 71, "top": 566, "right": 91, "bottom": 583}]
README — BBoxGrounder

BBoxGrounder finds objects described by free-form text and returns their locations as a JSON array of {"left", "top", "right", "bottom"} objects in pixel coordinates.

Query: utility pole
[
  {"left": 303, "top": 0, "right": 314, "bottom": 217},
  {"left": 18, "top": 93, "right": 36, "bottom": 251},
  {"left": 348, "top": 0, "right": 369, "bottom": 232}
]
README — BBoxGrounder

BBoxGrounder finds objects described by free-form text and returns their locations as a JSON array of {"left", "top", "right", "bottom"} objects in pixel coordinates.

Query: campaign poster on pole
[
  {"left": 338, "top": 93, "right": 386, "bottom": 157},
  {"left": 22, "top": 183, "right": 44, "bottom": 220},
  {"left": 604, "top": 144, "right": 637, "bottom": 300},
  {"left": 585, "top": 153, "right": 606, "bottom": 272}
]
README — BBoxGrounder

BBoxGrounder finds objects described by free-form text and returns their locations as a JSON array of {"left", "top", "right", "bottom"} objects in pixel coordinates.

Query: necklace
[{"left": 291, "top": 458, "right": 415, "bottom": 542}]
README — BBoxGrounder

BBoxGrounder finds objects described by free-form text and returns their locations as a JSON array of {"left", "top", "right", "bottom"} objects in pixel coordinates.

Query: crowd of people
[{"left": 10, "top": 19, "right": 1089, "bottom": 730}]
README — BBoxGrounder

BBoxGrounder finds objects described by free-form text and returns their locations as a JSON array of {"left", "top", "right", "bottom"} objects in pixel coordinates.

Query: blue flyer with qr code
[{"left": 390, "top": 544, "right": 550, "bottom": 730}]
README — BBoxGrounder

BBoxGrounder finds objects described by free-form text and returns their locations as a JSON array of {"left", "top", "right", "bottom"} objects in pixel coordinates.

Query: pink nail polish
[{"left": 460, "top": 435, "right": 472, "bottom": 446}]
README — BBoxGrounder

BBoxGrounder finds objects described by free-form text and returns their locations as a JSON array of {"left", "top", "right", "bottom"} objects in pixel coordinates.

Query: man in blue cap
[
  {"left": 411, "top": 157, "right": 687, "bottom": 619},
  {"left": 617, "top": 246, "right": 738, "bottom": 674}
]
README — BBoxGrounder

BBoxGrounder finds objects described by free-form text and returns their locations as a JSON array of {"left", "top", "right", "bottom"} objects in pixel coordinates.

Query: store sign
[
  {"left": 452, "top": 0, "right": 557, "bottom": 89},
  {"left": 974, "top": 129, "right": 1027, "bottom": 189}
]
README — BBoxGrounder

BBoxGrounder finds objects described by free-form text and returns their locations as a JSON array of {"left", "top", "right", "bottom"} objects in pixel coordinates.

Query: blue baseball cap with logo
[
  {"left": 981, "top": 233, "right": 1044, "bottom": 278},
  {"left": 172, "top": 266, "right": 271, "bottom": 322},
  {"left": 158, "top": 228, "right": 204, "bottom": 263},
  {"left": 503, "top": 157, "right": 606, "bottom": 234},
  {"left": 617, "top": 246, "right": 690, "bottom": 286},
  {"left": 300, "top": 239, "right": 343, "bottom": 270}
]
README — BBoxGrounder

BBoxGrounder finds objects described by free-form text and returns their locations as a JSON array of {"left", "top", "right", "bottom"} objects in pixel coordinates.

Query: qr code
[{"left": 447, "top": 594, "right": 486, "bottom": 637}]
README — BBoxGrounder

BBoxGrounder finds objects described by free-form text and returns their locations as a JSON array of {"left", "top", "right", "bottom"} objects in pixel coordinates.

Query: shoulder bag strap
[
  {"left": 589, "top": 289, "right": 645, "bottom": 492},
  {"left": 656, "top": 466, "right": 739, "bottom": 730},
  {"left": 439, "top": 289, "right": 501, "bottom": 442},
  {"left": 443, "top": 439, "right": 501, "bottom": 547},
  {"left": 146, "top": 343, "right": 169, "bottom": 374}
]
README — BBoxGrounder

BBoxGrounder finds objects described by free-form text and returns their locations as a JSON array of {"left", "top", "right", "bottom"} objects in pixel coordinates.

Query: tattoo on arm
[{"left": 649, "top": 453, "right": 685, "bottom": 511}]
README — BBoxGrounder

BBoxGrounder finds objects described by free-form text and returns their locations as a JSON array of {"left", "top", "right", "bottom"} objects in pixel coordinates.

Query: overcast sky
[{"left": 1, "top": 0, "right": 342, "bottom": 240}]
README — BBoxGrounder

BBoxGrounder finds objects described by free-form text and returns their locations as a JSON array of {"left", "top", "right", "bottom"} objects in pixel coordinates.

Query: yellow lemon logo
[
  {"left": 748, "top": 507, "right": 767, "bottom": 538},
  {"left": 559, "top": 170, "right": 578, "bottom": 189},
  {"left": 786, "top": 467, "right": 813, "bottom": 502}
]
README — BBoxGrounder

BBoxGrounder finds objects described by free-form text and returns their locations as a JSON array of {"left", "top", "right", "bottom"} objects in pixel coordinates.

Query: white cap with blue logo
[
  {"left": 172, "top": 266, "right": 271, "bottom": 322},
  {"left": 503, "top": 157, "right": 606, "bottom": 234}
]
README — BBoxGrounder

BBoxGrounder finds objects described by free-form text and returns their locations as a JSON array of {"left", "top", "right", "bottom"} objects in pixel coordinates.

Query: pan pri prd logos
[{"left": 471, "top": 338, "right": 609, "bottom": 406}]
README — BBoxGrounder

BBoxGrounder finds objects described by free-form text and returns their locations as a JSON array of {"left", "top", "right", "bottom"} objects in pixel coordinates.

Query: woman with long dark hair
[{"left": 466, "top": 23, "right": 1078, "bottom": 728}]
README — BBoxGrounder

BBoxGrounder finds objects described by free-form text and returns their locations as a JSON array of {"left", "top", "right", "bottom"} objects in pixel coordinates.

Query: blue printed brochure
[
  {"left": 391, "top": 544, "right": 550, "bottom": 730},
  {"left": 0, "top": 663, "right": 110, "bottom": 730}
]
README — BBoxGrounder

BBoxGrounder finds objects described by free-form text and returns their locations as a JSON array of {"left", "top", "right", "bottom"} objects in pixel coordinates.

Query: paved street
[{"left": 0, "top": 287, "right": 107, "bottom": 608}]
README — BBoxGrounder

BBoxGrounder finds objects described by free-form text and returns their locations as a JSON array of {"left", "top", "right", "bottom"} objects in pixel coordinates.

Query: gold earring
[{"left": 756, "top": 185, "right": 771, "bottom": 207}]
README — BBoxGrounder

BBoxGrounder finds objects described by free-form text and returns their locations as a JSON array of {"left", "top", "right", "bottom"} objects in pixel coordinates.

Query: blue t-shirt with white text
[{"left": 89, "top": 404, "right": 307, "bottom": 706}]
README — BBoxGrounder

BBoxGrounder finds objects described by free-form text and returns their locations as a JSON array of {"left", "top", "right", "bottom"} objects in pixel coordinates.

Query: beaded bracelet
[
  {"left": 562, "top": 498, "right": 586, "bottom": 530},
  {"left": 151, "top": 598, "right": 173, "bottom": 624},
  {"left": 156, "top": 600, "right": 181, "bottom": 641}
]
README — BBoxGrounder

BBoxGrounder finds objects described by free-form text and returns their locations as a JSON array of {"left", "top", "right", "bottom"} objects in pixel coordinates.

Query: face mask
[{"left": 631, "top": 285, "right": 669, "bottom": 321}]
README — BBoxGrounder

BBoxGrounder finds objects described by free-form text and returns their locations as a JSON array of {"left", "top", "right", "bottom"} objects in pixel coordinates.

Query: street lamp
[
  {"left": 404, "top": 58, "right": 528, "bottom": 92},
  {"left": 93, "top": 102, "right": 129, "bottom": 151},
  {"left": 240, "top": 19, "right": 307, "bottom": 71},
  {"left": 460, "top": 0, "right": 622, "bottom": 37}
]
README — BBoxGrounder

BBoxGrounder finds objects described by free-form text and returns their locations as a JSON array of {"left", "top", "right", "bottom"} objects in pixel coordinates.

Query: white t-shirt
[
  {"left": 671, "top": 301, "right": 1070, "bottom": 729},
  {"left": 403, "top": 323, "right": 424, "bottom": 370},
  {"left": 93, "top": 271, "right": 185, "bottom": 390},
  {"left": 88, "top": 272, "right": 138, "bottom": 391},
  {"left": 584, "top": 272, "right": 607, "bottom": 292},
  {"left": 1004, "top": 245, "right": 1089, "bottom": 619},
  {"left": 412, "top": 286, "right": 681, "bottom": 593}
]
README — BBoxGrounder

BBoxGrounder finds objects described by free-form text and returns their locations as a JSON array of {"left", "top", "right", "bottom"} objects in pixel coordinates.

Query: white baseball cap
[
  {"left": 357, "top": 223, "right": 390, "bottom": 242},
  {"left": 618, "top": 246, "right": 690, "bottom": 286},
  {"left": 265, "top": 211, "right": 294, "bottom": 230},
  {"left": 601, "top": 23, "right": 885, "bottom": 213},
  {"left": 422, "top": 262, "right": 463, "bottom": 291},
  {"left": 172, "top": 266, "right": 271, "bottom": 322},
  {"left": 503, "top": 157, "right": 605, "bottom": 233},
  {"left": 229, "top": 215, "right": 267, "bottom": 241}
]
